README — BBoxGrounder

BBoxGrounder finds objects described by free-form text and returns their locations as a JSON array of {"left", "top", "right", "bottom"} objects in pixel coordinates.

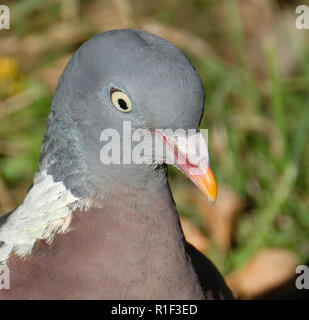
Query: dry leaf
[
  {"left": 180, "top": 217, "right": 209, "bottom": 254},
  {"left": 226, "top": 248, "right": 299, "bottom": 299},
  {"left": 187, "top": 187, "right": 243, "bottom": 252}
]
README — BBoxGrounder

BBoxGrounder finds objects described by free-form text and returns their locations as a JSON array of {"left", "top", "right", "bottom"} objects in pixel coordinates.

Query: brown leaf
[
  {"left": 226, "top": 248, "right": 299, "bottom": 299},
  {"left": 187, "top": 187, "right": 243, "bottom": 252},
  {"left": 180, "top": 217, "right": 209, "bottom": 254}
]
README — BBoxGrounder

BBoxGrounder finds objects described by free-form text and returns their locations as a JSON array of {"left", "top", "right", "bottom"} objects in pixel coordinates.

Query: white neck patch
[{"left": 0, "top": 170, "right": 89, "bottom": 264}]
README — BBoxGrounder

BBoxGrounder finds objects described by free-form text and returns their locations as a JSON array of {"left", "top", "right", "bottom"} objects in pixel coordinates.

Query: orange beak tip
[
  {"left": 193, "top": 166, "right": 217, "bottom": 205},
  {"left": 205, "top": 167, "right": 217, "bottom": 204}
]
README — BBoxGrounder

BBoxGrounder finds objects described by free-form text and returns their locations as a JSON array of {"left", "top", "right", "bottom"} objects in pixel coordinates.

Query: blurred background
[{"left": 0, "top": 0, "right": 308, "bottom": 299}]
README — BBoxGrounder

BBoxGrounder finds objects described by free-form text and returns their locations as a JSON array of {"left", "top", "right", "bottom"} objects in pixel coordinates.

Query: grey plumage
[
  {"left": 40, "top": 29, "right": 204, "bottom": 199},
  {"left": 0, "top": 29, "right": 233, "bottom": 299}
]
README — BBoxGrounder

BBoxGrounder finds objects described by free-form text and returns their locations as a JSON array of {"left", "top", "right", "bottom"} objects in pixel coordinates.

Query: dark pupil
[{"left": 118, "top": 99, "right": 128, "bottom": 110}]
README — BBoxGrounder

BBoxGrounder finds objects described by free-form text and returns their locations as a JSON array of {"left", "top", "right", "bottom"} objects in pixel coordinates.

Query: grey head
[{"left": 39, "top": 29, "right": 205, "bottom": 199}]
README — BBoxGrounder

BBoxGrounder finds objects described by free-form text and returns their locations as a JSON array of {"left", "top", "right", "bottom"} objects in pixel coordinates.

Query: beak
[
  {"left": 188, "top": 166, "right": 217, "bottom": 204},
  {"left": 155, "top": 130, "right": 217, "bottom": 204}
]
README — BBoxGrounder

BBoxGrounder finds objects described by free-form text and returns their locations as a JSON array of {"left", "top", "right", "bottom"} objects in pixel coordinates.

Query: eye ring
[{"left": 110, "top": 88, "right": 132, "bottom": 113}]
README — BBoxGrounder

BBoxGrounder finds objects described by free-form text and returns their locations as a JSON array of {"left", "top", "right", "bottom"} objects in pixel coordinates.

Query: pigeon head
[{"left": 39, "top": 29, "right": 217, "bottom": 203}]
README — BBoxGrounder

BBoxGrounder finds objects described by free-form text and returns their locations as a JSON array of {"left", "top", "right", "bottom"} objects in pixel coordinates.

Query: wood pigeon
[{"left": 0, "top": 29, "right": 233, "bottom": 300}]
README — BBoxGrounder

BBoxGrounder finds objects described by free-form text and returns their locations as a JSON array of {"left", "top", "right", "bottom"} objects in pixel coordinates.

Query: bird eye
[{"left": 110, "top": 89, "right": 132, "bottom": 113}]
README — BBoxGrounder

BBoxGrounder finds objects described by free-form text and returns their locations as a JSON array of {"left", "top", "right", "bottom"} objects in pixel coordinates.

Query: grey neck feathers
[{"left": 38, "top": 103, "right": 166, "bottom": 200}]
